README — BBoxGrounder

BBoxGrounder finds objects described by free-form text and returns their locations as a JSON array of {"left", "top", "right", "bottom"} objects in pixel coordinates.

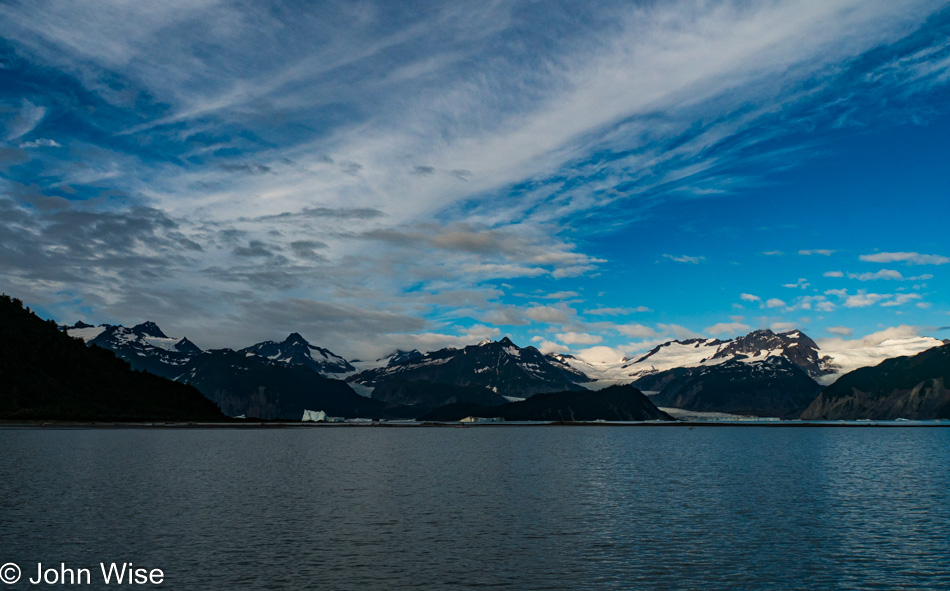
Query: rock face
[
  {"left": 800, "top": 344, "right": 950, "bottom": 420},
  {"left": 0, "top": 295, "right": 224, "bottom": 422},
  {"left": 642, "top": 357, "right": 822, "bottom": 418},
  {"left": 419, "top": 384, "right": 673, "bottom": 422},
  {"left": 176, "top": 349, "right": 390, "bottom": 420},
  {"left": 349, "top": 337, "right": 589, "bottom": 399},
  {"left": 370, "top": 381, "right": 508, "bottom": 412}
]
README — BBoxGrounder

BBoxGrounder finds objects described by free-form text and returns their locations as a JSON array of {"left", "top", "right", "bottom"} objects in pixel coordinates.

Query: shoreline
[{"left": 1, "top": 419, "right": 948, "bottom": 429}]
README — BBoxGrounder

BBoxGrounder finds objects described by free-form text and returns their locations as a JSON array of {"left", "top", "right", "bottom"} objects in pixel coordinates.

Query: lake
[{"left": 1, "top": 426, "right": 948, "bottom": 589}]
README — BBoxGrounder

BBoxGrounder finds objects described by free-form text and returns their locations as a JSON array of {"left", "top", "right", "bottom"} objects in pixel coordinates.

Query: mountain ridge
[
  {"left": 800, "top": 344, "right": 950, "bottom": 420},
  {"left": 348, "top": 337, "right": 589, "bottom": 398}
]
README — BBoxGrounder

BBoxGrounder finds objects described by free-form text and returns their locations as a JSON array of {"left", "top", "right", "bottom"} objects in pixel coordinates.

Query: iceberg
[{"left": 302, "top": 409, "right": 329, "bottom": 422}]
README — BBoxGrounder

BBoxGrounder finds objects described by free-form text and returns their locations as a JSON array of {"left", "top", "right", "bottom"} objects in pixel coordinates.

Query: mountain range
[
  {"left": 56, "top": 316, "right": 950, "bottom": 421},
  {"left": 348, "top": 336, "right": 588, "bottom": 400},
  {"left": 61, "top": 322, "right": 388, "bottom": 420}
]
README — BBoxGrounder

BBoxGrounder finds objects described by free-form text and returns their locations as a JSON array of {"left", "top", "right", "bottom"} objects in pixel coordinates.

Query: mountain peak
[
  {"left": 175, "top": 337, "right": 202, "bottom": 354},
  {"left": 384, "top": 349, "right": 424, "bottom": 367},
  {"left": 131, "top": 321, "right": 168, "bottom": 338},
  {"left": 284, "top": 332, "right": 309, "bottom": 345},
  {"left": 498, "top": 336, "right": 516, "bottom": 346}
]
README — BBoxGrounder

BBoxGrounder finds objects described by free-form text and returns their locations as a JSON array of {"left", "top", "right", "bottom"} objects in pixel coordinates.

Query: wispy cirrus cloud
[
  {"left": 705, "top": 321, "right": 751, "bottom": 336},
  {"left": 664, "top": 254, "right": 704, "bottom": 264},
  {"left": 827, "top": 326, "right": 853, "bottom": 336},
  {"left": 3, "top": 99, "right": 46, "bottom": 141},
  {"left": 2, "top": 0, "right": 950, "bottom": 354}
]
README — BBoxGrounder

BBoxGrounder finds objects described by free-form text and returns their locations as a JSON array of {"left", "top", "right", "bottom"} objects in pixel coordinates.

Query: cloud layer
[{"left": 1, "top": 0, "right": 949, "bottom": 356}]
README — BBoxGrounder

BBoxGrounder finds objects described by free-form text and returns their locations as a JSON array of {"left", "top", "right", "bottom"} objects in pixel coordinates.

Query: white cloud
[
  {"left": 823, "top": 288, "right": 922, "bottom": 309},
  {"left": 766, "top": 298, "right": 786, "bottom": 308},
  {"left": 586, "top": 306, "right": 651, "bottom": 316},
  {"left": 614, "top": 323, "right": 659, "bottom": 339},
  {"left": 799, "top": 249, "right": 835, "bottom": 256},
  {"left": 785, "top": 295, "right": 835, "bottom": 312},
  {"left": 533, "top": 339, "right": 569, "bottom": 354},
  {"left": 820, "top": 325, "right": 922, "bottom": 349},
  {"left": 844, "top": 292, "right": 888, "bottom": 308},
  {"left": 859, "top": 252, "right": 949, "bottom": 265},
  {"left": 823, "top": 271, "right": 844, "bottom": 277},
  {"left": 705, "top": 321, "right": 751, "bottom": 336},
  {"left": 848, "top": 269, "right": 904, "bottom": 281},
  {"left": 524, "top": 304, "right": 575, "bottom": 324},
  {"left": 657, "top": 323, "right": 704, "bottom": 340},
  {"left": 19, "top": 138, "right": 61, "bottom": 148},
  {"left": 770, "top": 321, "right": 797, "bottom": 332},
  {"left": 740, "top": 293, "right": 761, "bottom": 302},
  {"left": 4, "top": 99, "right": 47, "bottom": 141},
  {"left": 783, "top": 278, "right": 810, "bottom": 289},
  {"left": 462, "top": 263, "right": 548, "bottom": 278},
  {"left": 555, "top": 331, "right": 603, "bottom": 345},
  {"left": 538, "top": 291, "right": 580, "bottom": 300},
  {"left": 880, "top": 293, "right": 922, "bottom": 307},
  {"left": 827, "top": 326, "right": 853, "bottom": 336},
  {"left": 3, "top": 0, "right": 949, "bottom": 357},
  {"left": 663, "top": 254, "right": 704, "bottom": 264},
  {"left": 762, "top": 250, "right": 784, "bottom": 256}
]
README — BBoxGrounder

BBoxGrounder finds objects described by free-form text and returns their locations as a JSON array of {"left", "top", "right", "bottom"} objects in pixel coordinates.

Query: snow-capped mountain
[
  {"left": 561, "top": 328, "right": 945, "bottom": 389},
  {"left": 242, "top": 332, "right": 355, "bottom": 376},
  {"left": 62, "top": 321, "right": 201, "bottom": 378},
  {"left": 63, "top": 322, "right": 357, "bottom": 379},
  {"left": 624, "top": 338, "right": 726, "bottom": 378},
  {"left": 61, "top": 320, "right": 387, "bottom": 419},
  {"left": 348, "top": 337, "right": 589, "bottom": 398},
  {"left": 708, "top": 330, "right": 832, "bottom": 378}
]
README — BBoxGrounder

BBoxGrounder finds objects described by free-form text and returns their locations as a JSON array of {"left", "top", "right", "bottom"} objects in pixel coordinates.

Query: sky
[{"left": 1, "top": 0, "right": 949, "bottom": 360}]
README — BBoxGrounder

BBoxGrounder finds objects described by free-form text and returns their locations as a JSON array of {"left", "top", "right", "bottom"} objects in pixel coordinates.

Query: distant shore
[{"left": 2, "top": 419, "right": 948, "bottom": 429}]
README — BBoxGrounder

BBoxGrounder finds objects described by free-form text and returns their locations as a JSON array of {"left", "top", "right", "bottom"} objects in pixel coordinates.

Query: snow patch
[{"left": 66, "top": 326, "right": 106, "bottom": 342}]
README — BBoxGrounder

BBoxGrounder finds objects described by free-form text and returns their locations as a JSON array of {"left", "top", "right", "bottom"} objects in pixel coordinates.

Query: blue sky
[{"left": 1, "top": 0, "right": 949, "bottom": 359}]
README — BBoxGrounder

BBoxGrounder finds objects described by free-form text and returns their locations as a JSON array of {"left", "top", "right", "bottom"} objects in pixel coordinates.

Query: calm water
[{"left": 1, "top": 426, "right": 949, "bottom": 590}]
